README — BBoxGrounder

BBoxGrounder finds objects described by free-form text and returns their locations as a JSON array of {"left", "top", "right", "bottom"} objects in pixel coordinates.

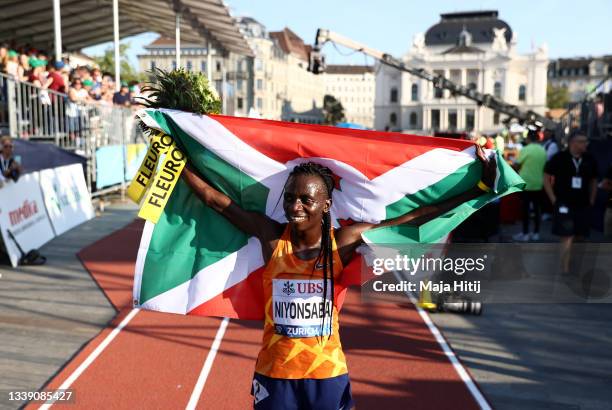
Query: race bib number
[{"left": 272, "top": 279, "right": 333, "bottom": 338}]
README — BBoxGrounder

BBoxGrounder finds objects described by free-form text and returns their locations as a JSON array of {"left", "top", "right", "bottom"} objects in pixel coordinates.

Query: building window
[
  {"left": 237, "top": 79, "right": 243, "bottom": 91},
  {"left": 434, "top": 85, "right": 443, "bottom": 99},
  {"left": 150, "top": 61, "right": 156, "bottom": 70},
  {"left": 494, "top": 82, "right": 502, "bottom": 98},
  {"left": 411, "top": 84, "right": 418, "bottom": 101},
  {"left": 448, "top": 110, "right": 457, "bottom": 130},
  {"left": 172, "top": 60, "right": 176, "bottom": 70},
  {"left": 201, "top": 61, "right": 207, "bottom": 73},
  {"left": 390, "top": 112, "right": 397, "bottom": 126},
  {"left": 257, "top": 98, "right": 263, "bottom": 109},
  {"left": 236, "top": 60, "right": 242, "bottom": 72},
  {"left": 255, "top": 58, "right": 263, "bottom": 71},
  {"left": 390, "top": 87, "right": 398, "bottom": 103},
  {"left": 216, "top": 61, "right": 221, "bottom": 72},
  {"left": 518, "top": 85, "right": 526, "bottom": 101},
  {"left": 465, "top": 109, "right": 475, "bottom": 131},
  {"left": 431, "top": 109, "right": 440, "bottom": 130},
  {"left": 257, "top": 79, "right": 263, "bottom": 90},
  {"left": 493, "top": 112, "right": 500, "bottom": 125},
  {"left": 186, "top": 60, "right": 193, "bottom": 71},
  {"left": 237, "top": 97, "right": 243, "bottom": 109},
  {"left": 409, "top": 112, "right": 417, "bottom": 128}
]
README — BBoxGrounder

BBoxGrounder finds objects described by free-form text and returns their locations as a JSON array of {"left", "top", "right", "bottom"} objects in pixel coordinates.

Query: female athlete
[{"left": 181, "top": 146, "right": 496, "bottom": 410}]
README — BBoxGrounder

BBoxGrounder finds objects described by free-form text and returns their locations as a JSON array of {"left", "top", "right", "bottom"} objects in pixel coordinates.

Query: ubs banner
[
  {"left": 39, "top": 164, "right": 94, "bottom": 236},
  {"left": 0, "top": 173, "right": 55, "bottom": 267}
]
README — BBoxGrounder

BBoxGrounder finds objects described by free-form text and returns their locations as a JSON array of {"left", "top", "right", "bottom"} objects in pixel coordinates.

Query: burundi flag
[{"left": 132, "top": 109, "right": 524, "bottom": 319}]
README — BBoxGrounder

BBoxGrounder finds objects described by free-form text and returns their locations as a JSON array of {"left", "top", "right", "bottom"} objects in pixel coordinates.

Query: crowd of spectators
[{"left": 0, "top": 43, "right": 142, "bottom": 108}]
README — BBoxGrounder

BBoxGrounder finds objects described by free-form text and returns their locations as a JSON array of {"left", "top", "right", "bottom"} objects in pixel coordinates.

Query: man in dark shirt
[
  {"left": 0, "top": 135, "right": 22, "bottom": 184},
  {"left": 113, "top": 83, "right": 131, "bottom": 106},
  {"left": 601, "top": 164, "right": 612, "bottom": 238},
  {"left": 544, "top": 130, "right": 597, "bottom": 274}
]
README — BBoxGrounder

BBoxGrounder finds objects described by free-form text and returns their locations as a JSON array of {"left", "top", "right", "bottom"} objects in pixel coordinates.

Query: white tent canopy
[{"left": 0, "top": 0, "right": 252, "bottom": 56}]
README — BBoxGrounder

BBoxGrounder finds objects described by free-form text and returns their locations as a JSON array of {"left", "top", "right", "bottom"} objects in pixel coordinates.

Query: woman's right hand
[{"left": 476, "top": 145, "right": 497, "bottom": 189}]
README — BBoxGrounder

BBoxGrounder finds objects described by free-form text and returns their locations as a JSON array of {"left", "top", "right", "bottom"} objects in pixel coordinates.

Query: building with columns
[
  {"left": 375, "top": 10, "right": 548, "bottom": 134},
  {"left": 323, "top": 65, "right": 375, "bottom": 128},
  {"left": 137, "top": 36, "right": 252, "bottom": 116}
]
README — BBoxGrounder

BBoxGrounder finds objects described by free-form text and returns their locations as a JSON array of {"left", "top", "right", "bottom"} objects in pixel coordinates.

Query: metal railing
[{"left": 0, "top": 72, "right": 144, "bottom": 195}]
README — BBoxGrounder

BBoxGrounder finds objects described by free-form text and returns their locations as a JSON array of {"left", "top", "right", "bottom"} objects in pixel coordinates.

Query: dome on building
[{"left": 425, "top": 10, "right": 512, "bottom": 46}]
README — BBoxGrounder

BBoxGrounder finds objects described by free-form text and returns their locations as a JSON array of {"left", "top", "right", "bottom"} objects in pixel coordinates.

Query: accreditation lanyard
[
  {"left": 571, "top": 157, "right": 583, "bottom": 189},
  {"left": 572, "top": 157, "right": 582, "bottom": 175},
  {"left": 0, "top": 157, "right": 9, "bottom": 173}
]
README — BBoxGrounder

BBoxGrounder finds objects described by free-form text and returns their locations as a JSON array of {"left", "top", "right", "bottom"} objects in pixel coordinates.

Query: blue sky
[{"left": 83, "top": 0, "right": 612, "bottom": 69}]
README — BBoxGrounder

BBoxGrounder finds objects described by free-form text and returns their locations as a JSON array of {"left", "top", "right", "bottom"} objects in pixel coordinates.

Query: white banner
[
  {"left": 0, "top": 173, "right": 55, "bottom": 267},
  {"left": 39, "top": 164, "right": 94, "bottom": 236}
]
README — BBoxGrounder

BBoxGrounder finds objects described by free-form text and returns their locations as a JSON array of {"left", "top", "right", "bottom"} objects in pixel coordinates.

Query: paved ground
[
  {"left": 0, "top": 203, "right": 138, "bottom": 409},
  {"left": 429, "top": 220, "right": 612, "bottom": 410},
  {"left": 1, "top": 202, "right": 611, "bottom": 409}
]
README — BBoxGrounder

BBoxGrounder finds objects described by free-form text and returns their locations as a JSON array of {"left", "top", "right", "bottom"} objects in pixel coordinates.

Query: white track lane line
[
  {"left": 392, "top": 272, "right": 492, "bottom": 410},
  {"left": 38, "top": 308, "right": 140, "bottom": 410},
  {"left": 185, "top": 317, "right": 230, "bottom": 410}
]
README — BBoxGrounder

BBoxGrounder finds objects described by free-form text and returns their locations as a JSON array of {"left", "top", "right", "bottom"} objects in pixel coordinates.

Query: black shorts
[
  {"left": 252, "top": 373, "right": 354, "bottom": 410},
  {"left": 552, "top": 204, "right": 590, "bottom": 237}
]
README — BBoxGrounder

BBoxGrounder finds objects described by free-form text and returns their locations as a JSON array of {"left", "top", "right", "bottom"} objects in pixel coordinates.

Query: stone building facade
[{"left": 375, "top": 10, "right": 548, "bottom": 134}]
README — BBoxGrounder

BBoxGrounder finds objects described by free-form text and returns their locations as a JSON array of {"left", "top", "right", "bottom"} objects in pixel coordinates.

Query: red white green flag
[{"left": 133, "top": 109, "right": 524, "bottom": 319}]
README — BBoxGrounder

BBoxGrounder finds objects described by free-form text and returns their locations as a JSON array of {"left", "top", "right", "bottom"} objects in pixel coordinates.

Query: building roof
[
  {"left": 145, "top": 36, "right": 204, "bottom": 49},
  {"left": 0, "top": 0, "right": 252, "bottom": 56},
  {"left": 325, "top": 65, "right": 374, "bottom": 75},
  {"left": 442, "top": 44, "right": 485, "bottom": 54},
  {"left": 551, "top": 56, "right": 612, "bottom": 69},
  {"left": 270, "top": 28, "right": 311, "bottom": 61},
  {"left": 425, "top": 10, "right": 512, "bottom": 46}
]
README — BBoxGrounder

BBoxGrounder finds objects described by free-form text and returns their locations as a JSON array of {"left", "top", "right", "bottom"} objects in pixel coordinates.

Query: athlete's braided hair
[{"left": 289, "top": 162, "right": 334, "bottom": 339}]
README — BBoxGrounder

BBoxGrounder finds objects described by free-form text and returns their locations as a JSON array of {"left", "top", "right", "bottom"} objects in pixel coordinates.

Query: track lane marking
[
  {"left": 392, "top": 271, "right": 492, "bottom": 410},
  {"left": 38, "top": 308, "right": 139, "bottom": 410},
  {"left": 185, "top": 317, "right": 230, "bottom": 410}
]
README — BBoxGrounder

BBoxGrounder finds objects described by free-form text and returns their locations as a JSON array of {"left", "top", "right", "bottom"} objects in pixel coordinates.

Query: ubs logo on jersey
[
  {"left": 282, "top": 281, "right": 295, "bottom": 295},
  {"left": 297, "top": 282, "right": 324, "bottom": 294}
]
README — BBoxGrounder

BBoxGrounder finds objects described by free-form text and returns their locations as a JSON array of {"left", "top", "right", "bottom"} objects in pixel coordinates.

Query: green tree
[
  {"left": 93, "top": 42, "right": 147, "bottom": 83},
  {"left": 323, "top": 94, "right": 345, "bottom": 125},
  {"left": 546, "top": 84, "right": 570, "bottom": 109}
]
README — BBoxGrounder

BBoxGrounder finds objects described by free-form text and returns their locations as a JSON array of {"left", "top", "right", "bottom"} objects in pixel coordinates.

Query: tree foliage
[
  {"left": 93, "top": 42, "right": 147, "bottom": 83},
  {"left": 547, "top": 84, "right": 570, "bottom": 109},
  {"left": 323, "top": 94, "right": 345, "bottom": 125}
]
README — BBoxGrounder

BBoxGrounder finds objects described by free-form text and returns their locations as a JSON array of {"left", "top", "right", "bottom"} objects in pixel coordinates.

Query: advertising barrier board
[
  {"left": 39, "top": 164, "right": 95, "bottom": 236},
  {"left": 0, "top": 173, "right": 55, "bottom": 267}
]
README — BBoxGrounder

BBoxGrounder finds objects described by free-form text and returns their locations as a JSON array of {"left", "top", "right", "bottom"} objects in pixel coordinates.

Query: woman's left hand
[{"left": 476, "top": 145, "right": 497, "bottom": 189}]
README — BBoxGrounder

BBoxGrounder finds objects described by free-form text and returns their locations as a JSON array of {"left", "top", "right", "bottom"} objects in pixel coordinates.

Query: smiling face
[{"left": 283, "top": 174, "right": 331, "bottom": 231}]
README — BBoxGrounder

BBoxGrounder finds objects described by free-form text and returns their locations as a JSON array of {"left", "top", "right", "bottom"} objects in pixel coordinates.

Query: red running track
[{"left": 29, "top": 221, "right": 489, "bottom": 410}]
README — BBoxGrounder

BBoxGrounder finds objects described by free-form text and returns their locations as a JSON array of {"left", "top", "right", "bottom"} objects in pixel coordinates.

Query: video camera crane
[{"left": 309, "top": 28, "right": 558, "bottom": 131}]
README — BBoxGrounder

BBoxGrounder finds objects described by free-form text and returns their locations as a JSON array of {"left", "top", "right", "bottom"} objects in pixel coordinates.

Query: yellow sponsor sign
[
  {"left": 126, "top": 132, "right": 175, "bottom": 203},
  {"left": 138, "top": 142, "right": 186, "bottom": 224}
]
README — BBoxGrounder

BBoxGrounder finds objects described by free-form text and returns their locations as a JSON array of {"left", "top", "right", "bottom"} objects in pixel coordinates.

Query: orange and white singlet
[{"left": 254, "top": 226, "right": 348, "bottom": 380}]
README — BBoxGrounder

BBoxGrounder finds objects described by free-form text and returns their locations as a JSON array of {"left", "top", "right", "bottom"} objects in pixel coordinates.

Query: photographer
[{"left": 0, "top": 136, "right": 22, "bottom": 185}]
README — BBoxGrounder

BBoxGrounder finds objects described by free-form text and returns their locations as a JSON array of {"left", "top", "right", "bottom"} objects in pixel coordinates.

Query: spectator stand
[{"left": 0, "top": 71, "right": 143, "bottom": 197}]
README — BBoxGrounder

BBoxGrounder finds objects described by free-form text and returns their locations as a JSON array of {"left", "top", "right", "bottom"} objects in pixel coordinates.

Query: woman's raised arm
[
  {"left": 182, "top": 164, "right": 284, "bottom": 260},
  {"left": 335, "top": 146, "right": 497, "bottom": 264}
]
